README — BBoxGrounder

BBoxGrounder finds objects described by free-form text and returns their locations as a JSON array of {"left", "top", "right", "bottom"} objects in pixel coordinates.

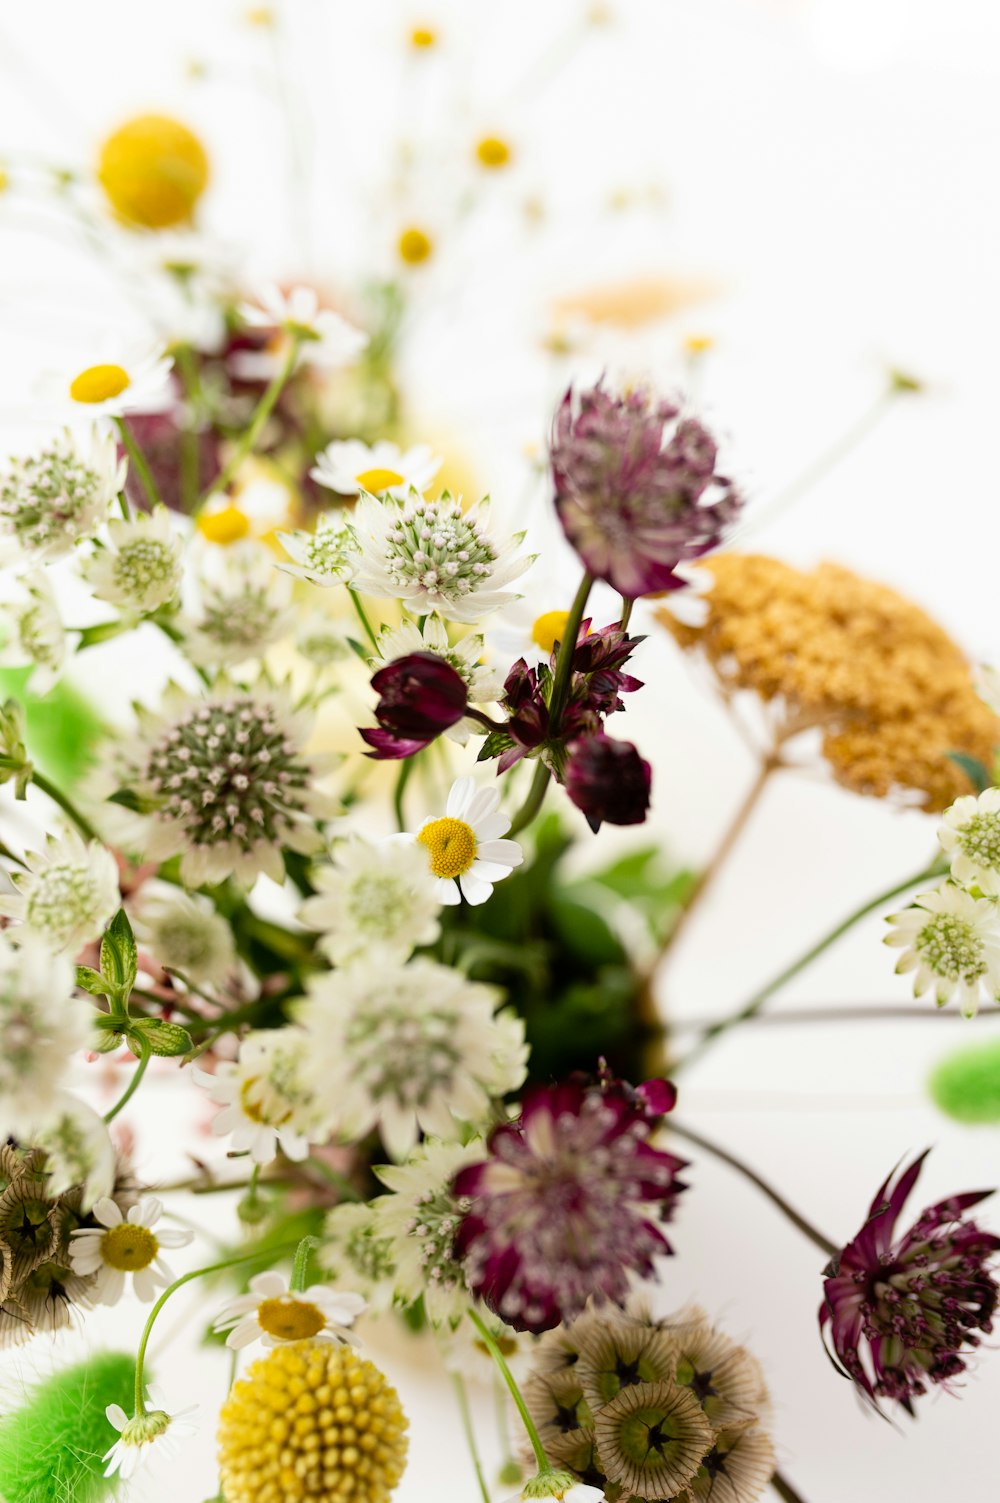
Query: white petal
[{"left": 459, "top": 872, "right": 493, "bottom": 906}]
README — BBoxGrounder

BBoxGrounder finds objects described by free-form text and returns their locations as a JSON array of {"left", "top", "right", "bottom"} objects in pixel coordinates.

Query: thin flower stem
[
  {"left": 770, "top": 1469, "right": 811, "bottom": 1503},
  {"left": 468, "top": 1307, "right": 549, "bottom": 1473},
  {"left": 304, "top": 1156, "right": 363, "bottom": 1201},
  {"left": 103, "top": 1037, "right": 151, "bottom": 1123},
  {"left": 508, "top": 761, "right": 551, "bottom": 838},
  {"left": 290, "top": 1235, "right": 321, "bottom": 1293},
  {"left": 493, "top": 1370, "right": 517, "bottom": 1489},
  {"left": 451, "top": 1371, "right": 492, "bottom": 1503},
  {"left": 348, "top": 588, "right": 379, "bottom": 650},
  {"left": 117, "top": 489, "right": 131, "bottom": 521},
  {"left": 619, "top": 596, "right": 634, "bottom": 631},
  {"left": 198, "top": 339, "right": 300, "bottom": 509},
  {"left": 394, "top": 755, "right": 415, "bottom": 831},
  {"left": 673, "top": 858, "right": 947, "bottom": 1072},
  {"left": 672, "top": 1001, "right": 1000, "bottom": 1032},
  {"left": 113, "top": 417, "right": 163, "bottom": 510},
  {"left": 668, "top": 1120, "right": 838, "bottom": 1258},
  {"left": 30, "top": 768, "right": 100, "bottom": 841}
]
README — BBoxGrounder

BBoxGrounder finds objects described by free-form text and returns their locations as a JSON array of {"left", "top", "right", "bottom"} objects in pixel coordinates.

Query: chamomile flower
[
  {"left": 32, "top": 1091, "right": 116, "bottom": 1209},
  {"left": 939, "top": 788, "right": 1000, "bottom": 896},
  {"left": 409, "top": 775, "right": 523, "bottom": 906},
  {"left": 311, "top": 439, "right": 441, "bottom": 500},
  {"left": 131, "top": 882, "right": 236, "bottom": 987},
  {"left": 70, "top": 1196, "right": 193, "bottom": 1304},
  {"left": 0, "top": 570, "right": 70, "bottom": 694},
  {"left": 299, "top": 836, "right": 441, "bottom": 966},
  {"left": 885, "top": 884, "right": 1000, "bottom": 1016},
  {"left": 48, "top": 344, "right": 174, "bottom": 420},
  {"left": 372, "top": 615, "right": 501, "bottom": 743},
  {"left": 195, "top": 1028, "right": 320, "bottom": 1165},
  {"left": 104, "top": 1386, "right": 198, "bottom": 1481},
  {"left": 214, "top": 1270, "right": 366, "bottom": 1350},
  {"left": 0, "top": 932, "right": 89, "bottom": 1139},
  {"left": 349, "top": 490, "right": 532, "bottom": 623},
  {"left": 82, "top": 507, "right": 184, "bottom": 614},
  {"left": 239, "top": 284, "right": 368, "bottom": 371},
  {"left": 277, "top": 510, "right": 356, "bottom": 587},
  {"left": 0, "top": 426, "right": 124, "bottom": 560},
  {"left": 0, "top": 830, "right": 120, "bottom": 954}
]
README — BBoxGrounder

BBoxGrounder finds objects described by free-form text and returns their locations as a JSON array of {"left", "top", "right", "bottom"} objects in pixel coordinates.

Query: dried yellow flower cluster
[{"left": 660, "top": 554, "right": 999, "bottom": 811}]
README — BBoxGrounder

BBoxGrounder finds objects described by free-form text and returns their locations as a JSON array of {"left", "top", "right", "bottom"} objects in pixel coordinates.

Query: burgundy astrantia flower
[
  {"left": 550, "top": 381, "right": 743, "bottom": 598},
  {"left": 820, "top": 1151, "right": 1000, "bottom": 1413},
  {"left": 565, "top": 734, "right": 652, "bottom": 831},
  {"left": 360, "top": 651, "right": 468, "bottom": 759},
  {"left": 452, "top": 1069, "right": 686, "bottom": 1334}
]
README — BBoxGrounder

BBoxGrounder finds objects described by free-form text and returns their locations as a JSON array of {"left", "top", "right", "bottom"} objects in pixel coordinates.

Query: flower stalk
[{"left": 467, "top": 1306, "right": 549, "bottom": 1473}]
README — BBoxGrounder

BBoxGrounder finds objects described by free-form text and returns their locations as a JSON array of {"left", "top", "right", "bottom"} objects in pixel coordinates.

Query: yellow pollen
[
  {"left": 69, "top": 363, "right": 131, "bottom": 404},
  {"left": 355, "top": 467, "right": 405, "bottom": 493},
  {"left": 417, "top": 816, "right": 478, "bottom": 879},
  {"left": 197, "top": 505, "right": 251, "bottom": 545},
  {"left": 101, "top": 1222, "right": 158, "bottom": 1272},
  {"left": 256, "top": 1296, "right": 326, "bottom": 1341},
  {"left": 531, "top": 609, "right": 571, "bottom": 654},
  {"left": 398, "top": 226, "right": 433, "bottom": 265},
  {"left": 240, "top": 1075, "right": 291, "bottom": 1127},
  {"left": 476, "top": 135, "right": 512, "bottom": 169},
  {"left": 410, "top": 25, "right": 437, "bottom": 47}
]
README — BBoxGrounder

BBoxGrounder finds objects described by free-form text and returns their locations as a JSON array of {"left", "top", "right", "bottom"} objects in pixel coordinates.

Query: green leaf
[
  {"left": 100, "top": 909, "right": 137, "bottom": 999},
  {"left": 946, "top": 752, "right": 990, "bottom": 794},
  {"left": 107, "top": 786, "right": 159, "bottom": 814},
  {"left": 75, "top": 965, "right": 113, "bottom": 998},
  {"left": 128, "top": 1019, "right": 194, "bottom": 1057},
  {"left": 476, "top": 729, "right": 515, "bottom": 762},
  {"left": 929, "top": 1038, "right": 1000, "bottom": 1124}
]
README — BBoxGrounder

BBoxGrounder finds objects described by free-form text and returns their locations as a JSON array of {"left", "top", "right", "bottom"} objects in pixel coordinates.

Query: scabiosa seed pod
[
  {"left": 360, "top": 651, "right": 469, "bottom": 759},
  {"left": 820, "top": 1150, "right": 1000, "bottom": 1412},
  {"left": 565, "top": 734, "right": 652, "bottom": 832},
  {"left": 550, "top": 381, "right": 743, "bottom": 599}
]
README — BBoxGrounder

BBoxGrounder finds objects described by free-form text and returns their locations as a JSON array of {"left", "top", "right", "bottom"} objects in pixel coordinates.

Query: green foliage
[
  {"left": 929, "top": 1038, "right": 1000, "bottom": 1124},
  {"left": 946, "top": 751, "right": 990, "bottom": 794},
  {"left": 127, "top": 1018, "right": 194, "bottom": 1057},
  {"left": 0, "top": 669, "right": 105, "bottom": 789},
  {"left": 0, "top": 1351, "right": 135, "bottom": 1503},
  {"left": 100, "top": 910, "right": 138, "bottom": 1001}
]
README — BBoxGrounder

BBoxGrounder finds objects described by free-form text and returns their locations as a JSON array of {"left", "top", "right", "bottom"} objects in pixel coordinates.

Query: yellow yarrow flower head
[
  {"left": 98, "top": 114, "right": 209, "bottom": 229},
  {"left": 217, "top": 1340, "right": 409, "bottom": 1502}
]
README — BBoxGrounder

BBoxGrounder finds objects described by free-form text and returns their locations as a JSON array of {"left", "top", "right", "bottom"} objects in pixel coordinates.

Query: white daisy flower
[
  {"left": 213, "top": 1269, "right": 366, "bottom": 1350},
  {"left": 104, "top": 1387, "right": 198, "bottom": 1481},
  {"left": 183, "top": 541, "right": 294, "bottom": 667},
  {"left": 311, "top": 439, "right": 441, "bottom": 501},
  {"left": 0, "top": 570, "right": 70, "bottom": 694},
  {"left": 0, "top": 830, "right": 120, "bottom": 953},
  {"left": 0, "top": 426, "right": 124, "bottom": 561},
  {"left": 118, "top": 678, "right": 335, "bottom": 887},
  {"left": 0, "top": 932, "right": 90, "bottom": 1139},
  {"left": 885, "top": 883, "right": 1000, "bottom": 1016},
  {"left": 503, "top": 1480, "right": 605, "bottom": 1503},
  {"left": 43, "top": 343, "right": 174, "bottom": 420},
  {"left": 82, "top": 507, "right": 184, "bottom": 614},
  {"left": 320, "top": 1201, "right": 397, "bottom": 1312},
  {"left": 372, "top": 615, "right": 502, "bottom": 743},
  {"left": 299, "top": 836, "right": 441, "bottom": 967},
  {"left": 439, "top": 1307, "right": 528, "bottom": 1382},
  {"left": 32, "top": 1091, "right": 116, "bottom": 1209},
  {"left": 349, "top": 490, "right": 532, "bottom": 623},
  {"left": 276, "top": 510, "right": 356, "bottom": 587},
  {"left": 408, "top": 775, "right": 523, "bottom": 906},
  {"left": 70, "top": 1195, "right": 193, "bottom": 1304},
  {"left": 195, "top": 1028, "right": 320, "bottom": 1165},
  {"left": 939, "top": 788, "right": 1000, "bottom": 897},
  {"left": 296, "top": 958, "right": 528, "bottom": 1160},
  {"left": 239, "top": 284, "right": 368, "bottom": 372},
  {"left": 131, "top": 882, "right": 236, "bottom": 987}
]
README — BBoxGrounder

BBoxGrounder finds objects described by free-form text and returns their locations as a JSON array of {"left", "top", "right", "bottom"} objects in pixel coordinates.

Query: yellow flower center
[
  {"left": 476, "top": 135, "right": 512, "bottom": 169},
  {"left": 197, "top": 505, "right": 251, "bottom": 545},
  {"left": 69, "top": 363, "right": 131, "bottom": 404},
  {"left": 256, "top": 1296, "right": 326, "bottom": 1341},
  {"left": 417, "top": 817, "right": 478, "bottom": 879},
  {"left": 240, "top": 1075, "right": 291, "bottom": 1126},
  {"left": 0, "top": 168, "right": 8, "bottom": 194},
  {"left": 410, "top": 25, "right": 437, "bottom": 47},
  {"left": 98, "top": 114, "right": 210, "bottom": 230},
  {"left": 398, "top": 226, "right": 433, "bottom": 265},
  {"left": 101, "top": 1222, "right": 158, "bottom": 1272},
  {"left": 531, "top": 609, "right": 571, "bottom": 654},
  {"left": 683, "top": 333, "right": 714, "bottom": 354},
  {"left": 355, "top": 467, "right": 405, "bottom": 493}
]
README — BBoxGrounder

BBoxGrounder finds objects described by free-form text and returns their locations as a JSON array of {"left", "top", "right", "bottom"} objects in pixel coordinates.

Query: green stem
[
  {"left": 467, "top": 1307, "right": 549, "bottom": 1473},
  {"left": 451, "top": 1371, "right": 492, "bottom": 1503},
  {"left": 507, "top": 762, "right": 551, "bottom": 838},
  {"left": 290, "top": 1235, "right": 321, "bottom": 1293},
  {"left": 393, "top": 756, "right": 416, "bottom": 831},
  {"left": 199, "top": 340, "right": 300, "bottom": 509},
  {"left": 770, "top": 1470, "right": 810, "bottom": 1503},
  {"left": 348, "top": 589, "right": 379, "bottom": 650},
  {"left": 619, "top": 596, "right": 634, "bottom": 631},
  {"left": 103, "top": 1036, "right": 151, "bottom": 1123},
  {"left": 673, "top": 858, "right": 947, "bottom": 1072},
  {"left": 305, "top": 1157, "right": 363, "bottom": 1202},
  {"left": 117, "top": 489, "right": 131, "bottom": 521},
  {"left": 31, "top": 768, "right": 100, "bottom": 840},
  {"left": 175, "top": 344, "right": 203, "bottom": 512},
  {"left": 114, "top": 418, "right": 163, "bottom": 510}
]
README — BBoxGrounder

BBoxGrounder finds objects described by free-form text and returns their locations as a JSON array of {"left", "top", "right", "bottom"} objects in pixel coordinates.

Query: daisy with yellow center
[
  {"left": 412, "top": 775, "right": 522, "bottom": 906},
  {"left": 104, "top": 1385, "right": 198, "bottom": 1481},
  {"left": 194, "top": 1028, "right": 319, "bottom": 1165},
  {"left": 97, "top": 113, "right": 209, "bottom": 229},
  {"left": 53, "top": 345, "right": 173, "bottom": 419},
  {"left": 398, "top": 225, "right": 434, "bottom": 264},
  {"left": 311, "top": 438, "right": 441, "bottom": 501},
  {"left": 214, "top": 1269, "right": 367, "bottom": 1350},
  {"left": 70, "top": 1196, "right": 192, "bottom": 1304},
  {"left": 409, "top": 24, "right": 437, "bottom": 48},
  {"left": 476, "top": 135, "right": 513, "bottom": 169},
  {"left": 239, "top": 283, "right": 368, "bottom": 372}
]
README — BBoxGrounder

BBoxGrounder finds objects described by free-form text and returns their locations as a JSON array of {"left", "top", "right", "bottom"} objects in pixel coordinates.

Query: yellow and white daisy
[
  {"left": 0, "top": 829, "right": 120, "bottom": 954},
  {"left": 42, "top": 343, "right": 174, "bottom": 420},
  {"left": 104, "top": 1386, "right": 198, "bottom": 1481},
  {"left": 0, "top": 426, "right": 124, "bottom": 561},
  {"left": 239, "top": 284, "right": 368, "bottom": 372},
  {"left": 410, "top": 775, "right": 522, "bottom": 906},
  {"left": 213, "top": 1269, "right": 366, "bottom": 1350},
  {"left": 195, "top": 1028, "right": 320, "bottom": 1165},
  {"left": 311, "top": 439, "right": 441, "bottom": 501},
  {"left": 70, "top": 1195, "right": 193, "bottom": 1304},
  {"left": 82, "top": 506, "right": 184, "bottom": 615}
]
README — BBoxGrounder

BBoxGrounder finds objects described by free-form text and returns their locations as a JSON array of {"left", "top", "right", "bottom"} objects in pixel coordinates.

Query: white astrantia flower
[
  {"left": 299, "top": 837, "right": 441, "bottom": 967},
  {"left": 32, "top": 1091, "right": 116, "bottom": 1209},
  {"left": 0, "top": 570, "right": 70, "bottom": 694},
  {"left": 885, "top": 883, "right": 1000, "bottom": 1016},
  {"left": 239, "top": 284, "right": 368, "bottom": 371},
  {"left": 131, "top": 882, "right": 236, "bottom": 987},
  {"left": 349, "top": 490, "right": 532, "bottom": 623},
  {"left": 183, "top": 542, "right": 294, "bottom": 667},
  {"left": 0, "top": 830, "right": 120, "bottom": 953},
  {"left": 319, "top": 1201, "right": 397, "bottom": 1312},
  {"left": 311, "top": 439, "right": 441, "bottom": 501},
  {"left": 213, "top": 1269, "right": 367, "bottom": 1350},
  {"left": 195, "top": 1027, "right": 320, "bottom": 1165},
  {"left": 0, "top": 932, "right": 91, "bottom": 1139},
  {"left": 407, "top": 775, "right": 523, "bottom": 906},
  {"left": 372, "top": 615, "right": 502, "bottom": 744},
  {"left": 0, "top": 426, "right": 124, "bottom": 560},
  {"left": 70, "top": 1196, "right": 193, "bottom": 1304},
  {"left": 295, "top": 610, "right": 354, "bottom": 668},
  {"left": 104, "top": 1386, "right": 198, "bottom": 1481},
  {"left": 82, "top": 507, "right": 184, "bottom": 614},
  {"left": 296, "top": 958, "right": 529, "bottom": 1160},
  {"left": 939, "top": 788, "right": 1000, "bottom": 897},
  {"left": 371, "top": 1138, "right": 486, "bottom": 1325},
  {"left": 276, "top": 510, "right": 356, "bottom": 588},
  {"left": 46, "top": 344, "right": 174, "bottom": 420},
  {"left": 118, "top": 678, "right": 336, "bottom": 887}
]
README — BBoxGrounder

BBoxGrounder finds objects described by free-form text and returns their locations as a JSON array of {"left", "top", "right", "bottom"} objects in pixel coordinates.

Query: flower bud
[
  {"left": 360, "top": 651, "right": 468, "bottom": 759},
  {"left": 565, "top": 734, "right": 651, "bottom": 831}
]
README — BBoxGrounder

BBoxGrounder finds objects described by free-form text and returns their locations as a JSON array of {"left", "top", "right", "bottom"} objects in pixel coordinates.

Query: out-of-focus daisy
[
  {"left": 939, "top": 788, "right": 1000, "bottom": 897},
  {"left": 299, "top": 836, "right": 441, "bottom": 966},
  {"left": 195, "top": 1028, "right": 319, "bottom": 1164},
  {"left": 277, "top": 510, "right": 356, "bottom": 587},
  {"left": 311, "top": 439, "right": 441, "bottom": 501},
  {"left": 0, "top": 570, "right": 71, "bottom": 694},
  {"left": 408, "top": 775, "right": 522, "bottom": 906},
  {"left": 82, "top": 507, "right": 184, "bottom": 615},
  {"left": 131, "top": 882, "right": 236, "bottom": 987},
  {"left": 0, "top": 932, "right": 90, "bottom": 1139},
  {"left": 885, "top": 883, "right": 1000, "bottom": 1017},
  {"left": 104, "top": 1386, "right": 198, "bottom": 1481},
  {"left": 70, "top": 1196, "right": 193, "bottom": 1304},
  {"left": 372, "top": 616, "right": 501, "bottom": 743},
  {"left": 0, "top": 426, "right": 124, "bottom": 561},
  {"left": 239, "top": 284, "right": 368, "bottom": 372},
  {"left": 213, "top": 1270, "right": 366, "bottom": 1349},
  {"left": 41, "top": 344, "right": 174, "bottom": 420},
  {"left": 0, "top": 829, "right": 120, "bottom": 954}
]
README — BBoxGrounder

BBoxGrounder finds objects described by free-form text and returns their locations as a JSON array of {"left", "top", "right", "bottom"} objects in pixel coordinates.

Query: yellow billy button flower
[
  {"left": 531, "top": 609, "right": 571, "bottom": 655},
  {"left": 217, "top": 1340, "right": 409, "bottom": 1503},
  {"left": 412, "top": 775, "right": 522, "bottom": 906},
  {"left": 197, "top": 504, "right": 251, "bottom": 545},
  {"left": 398, "top": 225, "right": 434, "bottom": 265},
  {"left": 98, "top": 114, "right": 210, "bottom": 229},
  {"left": 476, "top": 135, "right": 512, "bottom": 169}
]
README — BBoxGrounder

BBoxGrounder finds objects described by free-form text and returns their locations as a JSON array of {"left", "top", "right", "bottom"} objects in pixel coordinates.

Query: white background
[{"left": 1, "top": 2, "right": 999, "bottom": 1500}]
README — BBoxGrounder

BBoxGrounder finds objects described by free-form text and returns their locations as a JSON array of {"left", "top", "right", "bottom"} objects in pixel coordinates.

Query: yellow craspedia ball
[
  {"left": 98, "top": 114, "right": 209, "bottom": 229},
  {"left": 217, "top": 1340, "right": 409, "bottom": 1502}
]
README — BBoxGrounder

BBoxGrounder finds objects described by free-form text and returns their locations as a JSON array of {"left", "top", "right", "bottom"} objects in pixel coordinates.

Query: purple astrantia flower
[
  {"left": 565, "top": 734, "right": 652, "bottom": 831},
  {"left": 360, "top": 651, "right": 468, "bottom": 759},
  {"left": 820, "top": 1151, "right": 1000, "bottom": 1413},
  {"left": 452, "top": 1069, "right": 686, "bottom": 1334},
  {"left": 497, "top": 658, "right": 551, "bottom": 772},
  {"left": 550, "top": 382, "right": 743, "bottom": 598}
]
